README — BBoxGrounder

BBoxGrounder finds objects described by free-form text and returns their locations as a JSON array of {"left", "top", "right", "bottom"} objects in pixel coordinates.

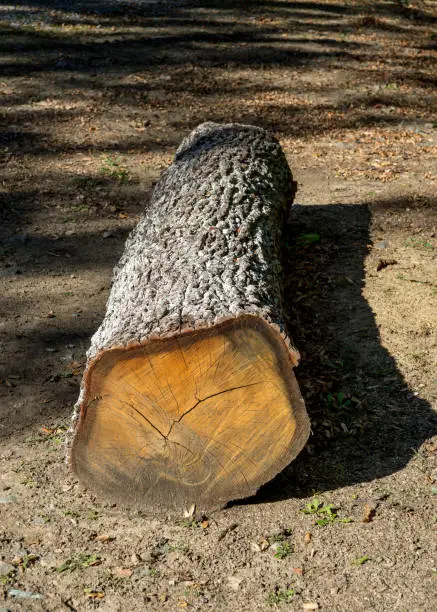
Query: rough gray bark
[{"left": 67, "top": 121, "right": 301, "bottom": 458}]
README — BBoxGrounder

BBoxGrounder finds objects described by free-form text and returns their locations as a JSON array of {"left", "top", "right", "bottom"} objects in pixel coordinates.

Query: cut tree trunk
[{"left": 67, "top": 122, "right": 310, "bottom": 512}]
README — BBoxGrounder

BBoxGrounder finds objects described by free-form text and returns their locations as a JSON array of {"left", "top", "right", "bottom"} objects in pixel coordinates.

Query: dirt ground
[{"left": 1, "top": 0, "right": 436, "bottom": 610}]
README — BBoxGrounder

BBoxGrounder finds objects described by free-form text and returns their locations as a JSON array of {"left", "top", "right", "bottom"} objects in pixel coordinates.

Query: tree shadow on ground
[
  {"left": 233, "top": 201, "right": 436, "bottom": 504},
  {"left": 1, "top": 0, "right": 435, "bottom": 188},
  {"left": 1, "top": 0, "right": 433, "bottom": 116},
  {"left": 1, "top": 0, "right": 435, "bottom": 494},
  {"left": 0, "top": 166, "right": 141, "bottom": 437}
]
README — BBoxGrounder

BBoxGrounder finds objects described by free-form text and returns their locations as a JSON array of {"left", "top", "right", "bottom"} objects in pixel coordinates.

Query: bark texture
[{"left": 94, "top": 122, "right": 295, "bottom": 356}]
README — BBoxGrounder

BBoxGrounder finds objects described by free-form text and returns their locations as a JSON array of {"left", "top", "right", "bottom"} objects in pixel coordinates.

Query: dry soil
[{"left": 0, "top": 1, "right": 436, "bottom": 610}]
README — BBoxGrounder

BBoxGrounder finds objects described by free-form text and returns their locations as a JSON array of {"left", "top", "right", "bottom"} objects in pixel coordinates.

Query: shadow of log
[{"left": 233, "top": 202, "right": 436, "bottom": 503}]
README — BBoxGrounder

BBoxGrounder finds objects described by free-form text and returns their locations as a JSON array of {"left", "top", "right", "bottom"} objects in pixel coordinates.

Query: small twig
[
  {"left": 217, "top": 522, "right": 238, "bottom": 541},
  {"left": 397, "top": 274, "right": 435, "bottom": 287}
]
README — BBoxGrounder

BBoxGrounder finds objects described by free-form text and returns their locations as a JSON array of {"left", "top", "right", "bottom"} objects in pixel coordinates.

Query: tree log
[{"left": 67, "top": 122, "right": 310, "bottom": 512}]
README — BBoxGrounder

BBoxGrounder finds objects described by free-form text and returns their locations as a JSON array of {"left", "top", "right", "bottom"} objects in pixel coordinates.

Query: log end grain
[{"left": 70, "top": 315, "right": 309, "bottom": 512}]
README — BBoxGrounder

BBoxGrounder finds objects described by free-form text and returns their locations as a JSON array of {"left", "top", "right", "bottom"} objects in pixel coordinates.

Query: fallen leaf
[
  {"left": 69, "top": 361, "right": 83, "bottom": 371},
  {"left": 84, "top": 590, "right": 105, "bottom": 599},
  {"left": 183, "top": 503, "right": 196, "bottom": 518},
  {"left": 351, "top": 555, "right": 370, "bottom": 566},
  {"left": 115, "top": 567, "right": 132, "bottom": 578},
  {"left": 84, "top": 556, "right": 101, "bottom": 567},
  {"left": 41, "top": 427, "right": 55, "bottom": 435},
  {"left": 96, "top": 534, "right": 114, "bottom": 542},
  {"left": 362, "top": 503, "right": 377, "bottom": 523},
  {"left": 12, "top": 554, "right": 38, "bottom": 571},
  {"left": 259, "top": 538, "right": 270, "bottom": 551}
]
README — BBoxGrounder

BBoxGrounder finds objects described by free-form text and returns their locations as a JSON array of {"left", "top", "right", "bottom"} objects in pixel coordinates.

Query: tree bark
[{"left": 67, "top": 122, "right": 310, "bottom": 512}]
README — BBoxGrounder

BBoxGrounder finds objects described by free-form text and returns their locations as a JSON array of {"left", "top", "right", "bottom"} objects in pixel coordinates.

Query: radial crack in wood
[
  {"left": 71, "top": 317, "right": 308, "bottom": 510},
  {"left": 169, "top": 381, "right": 262, "bottom": 435}
]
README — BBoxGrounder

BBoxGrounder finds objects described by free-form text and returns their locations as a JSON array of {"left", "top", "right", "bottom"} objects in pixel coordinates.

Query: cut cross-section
[{"left": 71, "top": 316, "right": 309, "bottom": 510}]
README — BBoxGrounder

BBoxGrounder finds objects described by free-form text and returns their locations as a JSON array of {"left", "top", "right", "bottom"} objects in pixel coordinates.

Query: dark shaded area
[
  {"left": 0, "top": 223, "right": 132, "bottom": 435},
  {"left": 0, "top": 0, "right": 435, "bottom": 487},
  {"left": 1, "top": 0, "right": 435, "bottom": 125},
  {"left": 0, "top": 0, "right": 434, "bottom": 226},
  {"left": 233, "top": 200, "right": 436, "bottom": 502},
  {"left": 0, "top": 0, "right": 435, "bottom": 212},
  {"left": 0, "top": 167, "right": 140, "bottom": 435}
]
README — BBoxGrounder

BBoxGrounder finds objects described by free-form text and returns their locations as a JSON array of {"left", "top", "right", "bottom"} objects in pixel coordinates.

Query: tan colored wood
[{"left": 71, "top": 316, "right": 309, "bottom": 511}]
